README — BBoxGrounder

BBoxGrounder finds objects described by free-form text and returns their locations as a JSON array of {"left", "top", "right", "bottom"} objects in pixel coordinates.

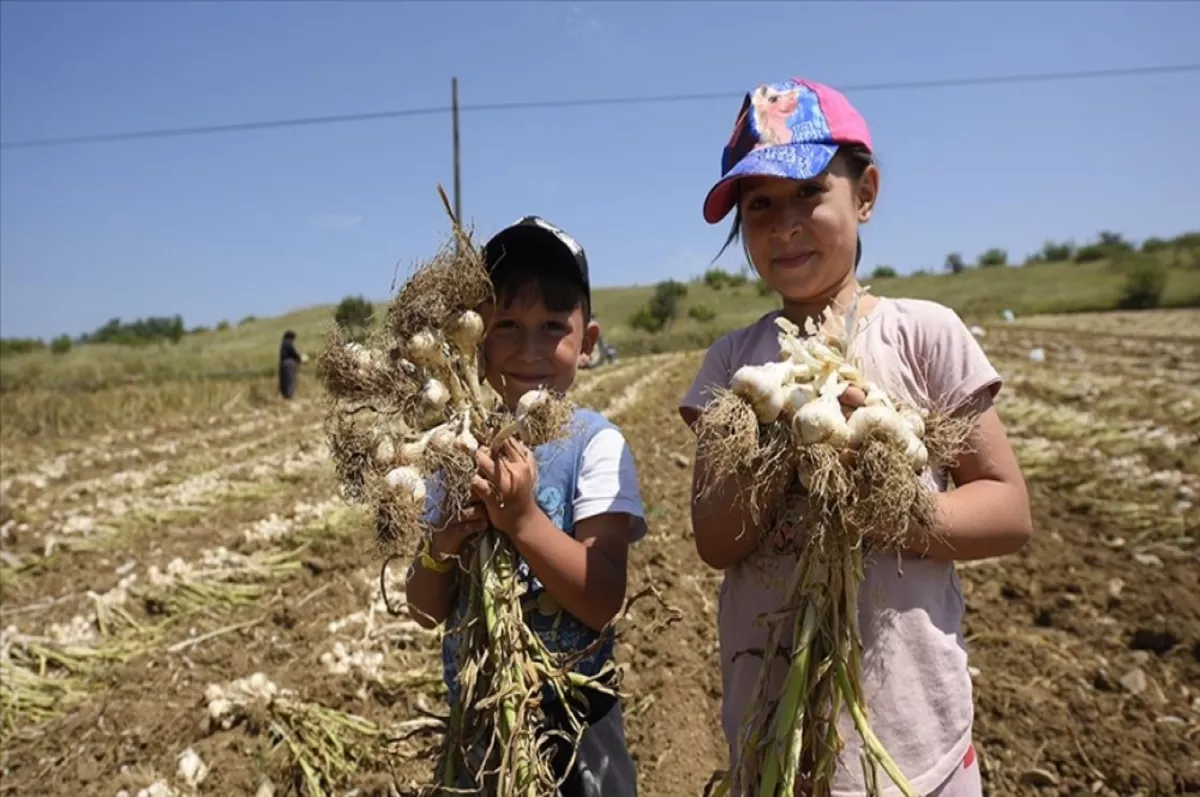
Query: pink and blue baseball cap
[{"left": 703, "top": 78, "right": 873, "bottom": 224}]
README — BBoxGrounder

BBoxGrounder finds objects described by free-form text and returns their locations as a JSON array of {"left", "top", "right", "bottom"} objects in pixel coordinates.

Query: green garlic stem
[{"left": 833, "top": 660, "right": 918, "bottom": 797}]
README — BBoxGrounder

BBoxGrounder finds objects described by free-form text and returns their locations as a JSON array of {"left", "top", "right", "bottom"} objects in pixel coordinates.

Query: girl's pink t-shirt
[{"left": 680, "top": 297, "right": 1001, "bottom": 796}]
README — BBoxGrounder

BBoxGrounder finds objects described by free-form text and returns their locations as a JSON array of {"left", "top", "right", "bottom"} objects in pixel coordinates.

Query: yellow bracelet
[{"left": 420, "top": 545, "right": 454, "bottom": 574}]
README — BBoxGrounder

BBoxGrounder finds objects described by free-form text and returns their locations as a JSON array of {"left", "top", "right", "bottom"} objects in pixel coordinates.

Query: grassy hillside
[{"left": 2, "top": 252, "right": 1197, "bottom": 394}]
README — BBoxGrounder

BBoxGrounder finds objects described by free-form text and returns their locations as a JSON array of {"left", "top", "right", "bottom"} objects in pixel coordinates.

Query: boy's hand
[
  {"left": 471, "top": 438, "right": 539, "bottom": 535},
  {"left": 431, "top": 502, "right": 490, "bottom": 558}
]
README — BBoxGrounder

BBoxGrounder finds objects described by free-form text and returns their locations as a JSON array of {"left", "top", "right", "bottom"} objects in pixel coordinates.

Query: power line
[{"left": 2, "top": 62, "right": 1198, "bottom": 151}]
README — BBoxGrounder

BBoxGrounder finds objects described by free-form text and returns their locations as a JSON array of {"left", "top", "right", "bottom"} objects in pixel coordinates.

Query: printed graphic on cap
[
  {"left": 748, "top": 81, "right": 831, "bottom": 151},
  {"left": 510, "top": 216, "right": 584, "bottom": 260}
]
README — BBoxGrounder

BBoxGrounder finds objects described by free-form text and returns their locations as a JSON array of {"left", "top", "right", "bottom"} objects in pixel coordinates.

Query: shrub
[
  {"left": 49, "top": 335, "right": 72, "bottom": 355},
  {"left": 216, "top": 320, "right": 231, "bottom": 332},
  {"left": 688, "top": 304, "right": 717, "bottom": 323},
  {"left": 335, "top": 295, "right": 375, "bottom": 334},
  {"left": 1116, "top": 255, "right": 1168, "bottom": 310},
  {"left": 704, "top": 267, "right": 731, "bottom": 290},
  {"left": 944, "top": 253, "right": 965, "bottom": 274},
  {"left": 628, "top": 306, "right": 664, "bottom": 334},
  {"left": 871, "top": 265, "right": 897, "bottom": 279},
  {"left": 1074, "top": 244, "right": 1107, "bottom": 263}
]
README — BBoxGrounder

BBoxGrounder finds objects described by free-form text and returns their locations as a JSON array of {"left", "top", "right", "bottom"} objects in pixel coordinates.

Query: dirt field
[{"left": 2, "top": 311, "right": 1197, "bottom": 796}]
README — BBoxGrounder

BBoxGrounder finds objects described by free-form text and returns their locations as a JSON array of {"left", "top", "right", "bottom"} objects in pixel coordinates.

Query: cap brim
[{"left": 702, "top": 143, "right": 839, "bottom": 224}]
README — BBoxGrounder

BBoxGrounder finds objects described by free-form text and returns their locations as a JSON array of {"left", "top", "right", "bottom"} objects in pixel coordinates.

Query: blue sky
[{"left": 1, "top": 1, "right": 1197, "bottom": 340}]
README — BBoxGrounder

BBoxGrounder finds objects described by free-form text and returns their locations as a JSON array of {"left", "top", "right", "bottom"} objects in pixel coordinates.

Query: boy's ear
[{"left": 578, "top": 318, "right": 601, "bottom": 367}]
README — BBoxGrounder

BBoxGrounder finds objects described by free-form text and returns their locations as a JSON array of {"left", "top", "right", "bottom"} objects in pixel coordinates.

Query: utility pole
[{"left": 451, "top": 76, "right": 462, "bottom": 228}]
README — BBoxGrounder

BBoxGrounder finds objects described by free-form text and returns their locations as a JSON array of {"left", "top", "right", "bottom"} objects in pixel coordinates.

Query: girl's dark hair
[{"left": 716, "top": 144, "right": 875, "bottom": 269}]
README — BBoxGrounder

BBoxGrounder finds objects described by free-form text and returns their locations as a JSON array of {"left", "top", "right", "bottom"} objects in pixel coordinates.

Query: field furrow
[{"left": 1, "top": 309, "right": 1197, "bottom": 796}]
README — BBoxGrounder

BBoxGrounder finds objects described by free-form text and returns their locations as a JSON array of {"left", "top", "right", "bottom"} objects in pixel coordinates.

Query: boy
[{"left": 405, "top": 216, "right": 647, "bottom": 796}]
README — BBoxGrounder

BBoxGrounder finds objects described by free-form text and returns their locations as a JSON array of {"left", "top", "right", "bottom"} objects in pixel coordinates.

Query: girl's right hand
[{"left": 432, "top": 502, "right": 490, "bottom": 558}]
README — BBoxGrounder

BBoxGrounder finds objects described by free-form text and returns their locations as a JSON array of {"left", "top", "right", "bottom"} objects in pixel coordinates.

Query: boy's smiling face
[{"left": 480, "top": 288, "right": 599, "bottom": 409}]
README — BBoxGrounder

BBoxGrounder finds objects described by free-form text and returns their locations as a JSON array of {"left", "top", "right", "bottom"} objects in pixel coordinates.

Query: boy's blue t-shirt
[{"left": 425, "top": 408, "right": 646, "bottom": 706}]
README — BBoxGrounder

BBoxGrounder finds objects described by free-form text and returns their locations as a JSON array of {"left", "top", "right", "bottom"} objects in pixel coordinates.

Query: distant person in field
[
  {"left": 278, "top": 330, "right": 304, "bottom": 399},
  {"left": 680, "top": 78, "right": 1033, "bottom": 796}
]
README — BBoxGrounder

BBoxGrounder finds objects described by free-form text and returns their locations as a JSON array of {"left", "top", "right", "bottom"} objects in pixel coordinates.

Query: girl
[{"left": 679, "top": 78, "right": 1033, "bottom": 796}]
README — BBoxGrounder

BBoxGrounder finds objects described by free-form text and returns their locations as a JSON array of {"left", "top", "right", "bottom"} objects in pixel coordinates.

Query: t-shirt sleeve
[
  {"left": 574, "top": 427, "right": 648, "bottom": 544},
  {"left": 914, "top": 303, "right": 1002, "bottom": 414},
  {"left": 679, "top": 333, "right": 734, "bottom": 421}
]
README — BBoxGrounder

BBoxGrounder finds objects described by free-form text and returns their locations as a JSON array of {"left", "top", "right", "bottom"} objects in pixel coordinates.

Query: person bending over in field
[{"left": 405, "top": 216, "right": 648, "bottom": 796}]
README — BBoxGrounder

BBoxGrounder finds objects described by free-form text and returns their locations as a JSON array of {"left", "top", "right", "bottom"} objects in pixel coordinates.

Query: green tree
[
  {"left": 944, "top": 253, "right": 965, "bottom": 274},
  {"left": 977, "top": 248, "right": 1008, "bottom": 268},
  {"left": 871, "top": 265, "right": 897, "bottom": 279},
  {"left": 335, "top": 295, "right": 375, "bottom": 335}
]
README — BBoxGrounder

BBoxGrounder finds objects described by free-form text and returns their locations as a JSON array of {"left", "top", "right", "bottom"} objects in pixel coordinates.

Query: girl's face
[{"left": 738, "top": 155, "right": 879, "bottom": 305}]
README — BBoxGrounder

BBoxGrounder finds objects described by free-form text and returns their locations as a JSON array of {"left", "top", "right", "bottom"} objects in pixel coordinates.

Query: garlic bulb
[
  {"left": 449, "top": 310, "right": 485, "bottom": 354},
  {"left": 454, "top": 413, "right": 479, "bottom": 455},
  {"left": 794, "top": 395, "right": 849, "bottom": 446},
  {"left": 374, "top": 435, "right": 396, "bottom": 466},
  {"left": 847, "top": 405, "right": 895, "bottom": 449},
  {"left": 899, "top": 407, "right": 925, "bottom": 439},
  {"left": 905, "top": 436, "right": 929, "bottom": 471},
  {"left": 407, "top": 331, "right": 442, "bottom": 366},
  {"left": 345, "top": 342, "right": 374, "bottom": 368},
  {"left": 516, "top": 388, "right": 550, "bottom": 421},
  {"left": 781, "top": 383, "right": 817, "bottom": 421},
  {"left": 428, "top": 425, "right": 457, "bottom": 455},
  {"left": 385, "top": 466, "right": 426, "bottom": 503},
  {"left": 863, "top": 384, "right": 895, "bottom": 411},
  {"left": 423, "top": 379, "right": 450, "bottom": 408},
  {"left": 730, "top": 362, "right": 791, "bottom": 423}
]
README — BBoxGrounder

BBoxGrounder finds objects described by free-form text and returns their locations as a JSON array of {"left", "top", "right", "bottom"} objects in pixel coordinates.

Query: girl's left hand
[
  {"left": 837, "top": 384, "right": 866, "bottom": 419},
  {"left": 471, "top": 438, "right": 538, "bottom": 535}
]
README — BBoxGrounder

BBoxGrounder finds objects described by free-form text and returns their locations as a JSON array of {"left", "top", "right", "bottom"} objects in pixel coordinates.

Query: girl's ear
[{"left": 856, "top": 164, "right": 880, "bottom": 224}]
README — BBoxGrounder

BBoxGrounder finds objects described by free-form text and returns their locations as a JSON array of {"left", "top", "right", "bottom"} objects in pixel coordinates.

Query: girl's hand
[
  {"left": 837, "top": 384, "right": 866, "bottom": 419},
  {"left": 471, "top": 438, "right": 539, "bottom": 536},
  {"left": 835, "top": 384, "right": 867, "bottom": 466}
]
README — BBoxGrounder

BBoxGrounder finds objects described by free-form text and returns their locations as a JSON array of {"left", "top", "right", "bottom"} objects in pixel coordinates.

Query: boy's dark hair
[
  {"left": 717, "top": 145, "right": 875, "bottom": 270},
  {"left": 484, "top": 219, "right": 592, "bottom": 321},
  {"left": 489, "top": 257, "right": 592, "bottom": 321}
]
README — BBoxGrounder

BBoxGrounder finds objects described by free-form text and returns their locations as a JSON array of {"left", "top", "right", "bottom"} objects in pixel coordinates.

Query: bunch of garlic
[
  {"left": 372, "top": 310, "right": 489, "bottom": 507},
  {"left": 728, "top": 315, "right": 928, "bottom": 471}
]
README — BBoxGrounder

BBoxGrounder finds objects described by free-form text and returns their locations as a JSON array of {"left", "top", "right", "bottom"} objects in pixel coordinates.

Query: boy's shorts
[{"left": 455, "top": 703, "right": 637, "bottom": 796}]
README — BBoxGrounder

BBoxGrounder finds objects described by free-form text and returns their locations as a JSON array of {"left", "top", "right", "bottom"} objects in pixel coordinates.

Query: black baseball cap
[{"left": 483, "top": 216, "right": 591, "bottom": 307}]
